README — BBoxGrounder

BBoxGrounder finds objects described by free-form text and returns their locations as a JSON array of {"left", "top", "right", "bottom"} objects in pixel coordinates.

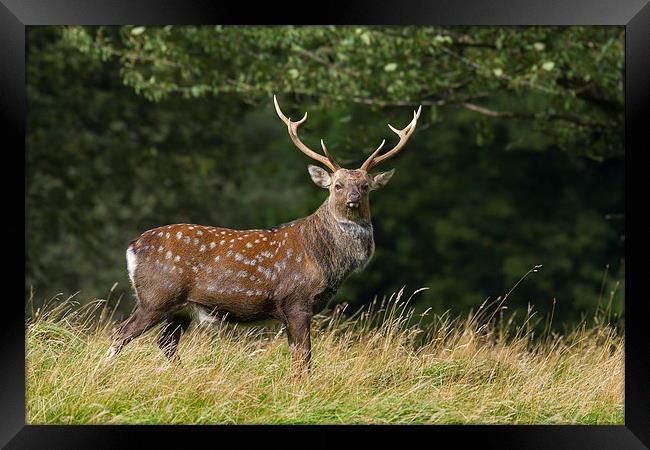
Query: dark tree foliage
[{"left": 26, "top": 26, "right": 624, "bottom": 325}]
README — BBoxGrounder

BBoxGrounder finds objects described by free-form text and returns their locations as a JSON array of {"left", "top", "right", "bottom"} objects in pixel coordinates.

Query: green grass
[{"left": 26, "top": 289, "right": 624, "bottom": 424}]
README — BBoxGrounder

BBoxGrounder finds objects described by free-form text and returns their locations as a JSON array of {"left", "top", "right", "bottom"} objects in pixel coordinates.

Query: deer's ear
[
  {"left": 369, "top": 169, "right": 395, "bottom": 190},
  {"left": 308, "top": 165, "right": 332, "bottom": 188}
]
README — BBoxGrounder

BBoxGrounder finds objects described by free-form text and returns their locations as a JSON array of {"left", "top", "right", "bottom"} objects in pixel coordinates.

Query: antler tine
[
  {"left": 273, "top": 95, "right": 340, "bottom": 172},
  {"left": 360, "top": 105, "right": 422, "bottom": 171},
  {"left": 359, "top": 139, "right": 386, "bottom": 172},
  {"left": 320, "top": 139, "right": 341, "bottom": 171}
]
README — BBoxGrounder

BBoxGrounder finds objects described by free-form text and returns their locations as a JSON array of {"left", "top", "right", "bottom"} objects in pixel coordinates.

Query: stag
[{"left": 107, "top": 95, "right": 421, "bottom": 373}]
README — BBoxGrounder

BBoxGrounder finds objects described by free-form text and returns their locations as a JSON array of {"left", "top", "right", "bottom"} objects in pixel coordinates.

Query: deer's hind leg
[
  {"left": 157, "top": 310, "right": 193, "bottom": 361},
  {"left": 106, "top": 305, "right": 168, "bottom": 359}
]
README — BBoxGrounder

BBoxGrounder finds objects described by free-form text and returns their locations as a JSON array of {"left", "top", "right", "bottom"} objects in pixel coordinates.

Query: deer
[{"left": 106, "top": 95, "right": 421, "bottom": 374}]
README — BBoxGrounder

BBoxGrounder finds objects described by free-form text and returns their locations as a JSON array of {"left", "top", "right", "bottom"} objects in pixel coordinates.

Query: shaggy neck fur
[{"left": 299, "top": 199, "right": 375, "bottom": 291}]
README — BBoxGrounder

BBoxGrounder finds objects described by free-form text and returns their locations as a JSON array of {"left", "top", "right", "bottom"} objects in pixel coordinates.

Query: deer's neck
[{"left": 301, "top": 200, "right": 375, "bottom": 291}]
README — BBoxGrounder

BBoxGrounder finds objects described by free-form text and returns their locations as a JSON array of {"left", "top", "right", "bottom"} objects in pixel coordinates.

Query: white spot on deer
[
  {"left": 246, "top": 242, "right": 253, "bottom": 248},
  {"left": 284, "top": 232, "right": 288, "bottom": 238},
  {"left": 189, "top": 226, "right": 194, "bottom": 230},
  {"left": 220, "top": 240, "right": 226, "bottom": 245},
  {"left": 214, "top": 255, "right": 220, "bottom": 262},
  {"left": 230, "top": 239, "right": 235, "bottom": 243},
  {"left": 237, "top": 270, "right": 248, "bottom": 277},
  {"left": 246, "top": 290, "right": 254, "bottom": 296},
  {"left": 257, "top": 266, "right": 273, "bottom": 279},
  {"left": 174, "top": 255, "right": 180, "bottom": 262},
  {"left": 226, "top": 250, "right": 233, "bottom": 257},
  {"left": 210, "top": 242, "right": 216, "bottom": 249},
  {"left": 234, "top": 253, "right": 243, "bottom": 261},
  {"left": 250, "top": 275, "right": 257, "bottom": 281},
  {"left": 165, "top": 250, "right": 173, "bottom": 259},
  {"left": 184, "top": 236, "right": 191, "bottom": 244},
  {"left": 158, "top": 245, "right": 164, "bottom": 252},
  {"left": 126, "top": 246, "right": 137, "bottom": 285},
  {"left": 237, "top": 237, "right": 242, "bottom": 240},
  {"left": 254, "top": 239, "right": 260, "bottom": 244},
  {"left": 296, "top": 254, "right": 302, "bottom": 262},
  {"left": 194, "top": 238, "right": 199, "bottom": 245},
  {"left": 178, "top": 267, "right": 183, "bottom": 274},
  {"left": 207, "top": 267, "right": 212, "bottom": 274},
  {"left": 221, "top": 231, "right": 226, "bottom": 235},
  {"left": 165, "top": 232, "right": 170, "bottom": 239},
  {"left": 176, "top": 231, "right": 182, "bottom": 240},
  {"left": 224, "top": 269, "right": 234, "bottom": 276},
  {"left": 157, "top": 232, "right": 163, "bottom": 237},
  {"left": 200, "top": 244, "right": 206, "bottom": 252},
  {"left": 286, "top": 248, "right": 293, "bottom": 257},
  {"left": 260, "top": 250, "right": 273, "bottom": 259},
  {"left": 192, "top": 266, "right": 198, "bottom": 273},
  {"left": 197, "top": 230, "right": 203, "bottom": 236}
]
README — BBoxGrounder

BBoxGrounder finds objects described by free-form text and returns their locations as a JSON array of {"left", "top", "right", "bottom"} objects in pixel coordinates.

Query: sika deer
[{"left": 107, "top": 95, "right": 421, "bottom": 373}]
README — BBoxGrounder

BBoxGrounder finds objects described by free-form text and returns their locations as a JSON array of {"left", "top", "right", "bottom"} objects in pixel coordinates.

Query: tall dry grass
[{"left": 26, "top": 280, "right": 623, "bottom": 424}]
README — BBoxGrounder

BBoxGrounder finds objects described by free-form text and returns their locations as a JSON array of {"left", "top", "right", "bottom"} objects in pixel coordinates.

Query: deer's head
[{"left": 274, "top": 95, "right": 421, "bottom": 222}]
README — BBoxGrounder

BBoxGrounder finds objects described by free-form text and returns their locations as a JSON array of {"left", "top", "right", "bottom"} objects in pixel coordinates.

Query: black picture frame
[{"left": 4, "top": 0, "right": 649, "bottom": 447}]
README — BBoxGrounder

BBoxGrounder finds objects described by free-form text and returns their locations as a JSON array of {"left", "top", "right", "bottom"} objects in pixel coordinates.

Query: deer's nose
[
  {"left": 346, "top": 190, "right": 361, "bottom": 208},
  {"left": 348, "top": 191, "right": 361, "bottom": 202}
]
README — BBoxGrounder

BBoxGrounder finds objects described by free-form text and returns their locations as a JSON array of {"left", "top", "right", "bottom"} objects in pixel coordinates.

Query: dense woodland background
[{"left": 26, "top": 26, "right": 624, "bottom": 326}]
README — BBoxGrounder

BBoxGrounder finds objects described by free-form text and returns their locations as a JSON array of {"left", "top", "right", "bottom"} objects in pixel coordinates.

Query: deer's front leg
[{"left": 286, "top": 310, "right": 312, "bottom": 376}]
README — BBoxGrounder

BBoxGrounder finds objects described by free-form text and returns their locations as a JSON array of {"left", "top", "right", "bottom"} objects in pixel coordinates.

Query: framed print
[{"left": 4, "top": 0, "right": 649, "bottom": 447}]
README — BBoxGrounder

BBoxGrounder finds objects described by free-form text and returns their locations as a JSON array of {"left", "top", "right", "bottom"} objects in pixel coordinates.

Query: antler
[
  {"left": 360, "top": 105, "right": 422, "bottom": 171},
  {"left": 273, "top": 95, "right": 341, "bottom": 172}
]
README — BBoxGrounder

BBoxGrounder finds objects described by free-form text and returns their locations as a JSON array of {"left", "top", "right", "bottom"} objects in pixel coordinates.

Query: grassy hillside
[{"left": 26, "top": 289, "right": 623, "bottom": 424}]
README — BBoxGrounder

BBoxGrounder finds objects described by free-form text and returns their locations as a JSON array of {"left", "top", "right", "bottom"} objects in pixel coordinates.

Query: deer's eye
[
  {"left": 334, "top": 183, "right": 343, "bottom": 190},
  {"left": 361, "top": 183, "right": 369, "bottom": 190}
]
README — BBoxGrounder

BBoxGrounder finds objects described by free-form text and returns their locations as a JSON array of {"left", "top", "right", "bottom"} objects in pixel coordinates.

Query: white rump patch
[{"left": 126, "top": 246, "right": 138, "bottom": 286}]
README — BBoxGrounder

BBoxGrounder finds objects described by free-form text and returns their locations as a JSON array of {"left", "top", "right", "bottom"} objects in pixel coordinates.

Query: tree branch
[{"left": 458, "top": 102, "right": 616, "bottom": 129}]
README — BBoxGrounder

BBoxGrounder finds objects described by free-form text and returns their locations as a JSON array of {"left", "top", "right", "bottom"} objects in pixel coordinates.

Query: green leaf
[
  {"left": 131, "top": 26, "right": 146, "bottom": 36},
  {"left": 384, "top": 63, "right": 397, "bottom": 72},
  {"left": 542, "top": 61, "right": 555, "bottom": 71}
]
